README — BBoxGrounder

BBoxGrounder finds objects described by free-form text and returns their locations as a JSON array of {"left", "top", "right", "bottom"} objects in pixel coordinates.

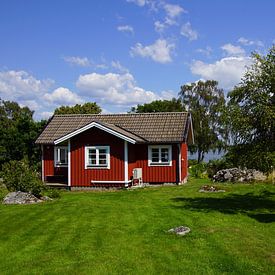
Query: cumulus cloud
[
  {"left": 221, "top": 43, "right": 245, "bottom": 56},
  {"left": 126, "top": 0, "right": 147, "bottom": 6},
  {"left": 76, "top": 72, "right": 159, "bottom": 105},
  {"left": 44, "top": 87, "right": 84, "bottom": 106},
  {"left": 111, "top": 61, "right": 129, "bottom": 73},
  {"left": 117, "top": 25, "right": 134, "bottom": 34},
  {"left": 63, "top": 56, "right": 91, "bottom": 67},
  {"left": 180, "top": 22, "right": 198, "bottom": 41},
  {"left": 190, "top": 56, "right": 252, "bottom": 90},
  {"left": 238, "top": 37, "right": 264, "bottom": 47},
  {"left": 130, "top": 39, "right": 175, "bottom": 63},
  {"left": 163, "top": 3, "right": 185, "bottom": 18},
  {"left": 0, "top": 70, "right": 53, "bottom": 101}
]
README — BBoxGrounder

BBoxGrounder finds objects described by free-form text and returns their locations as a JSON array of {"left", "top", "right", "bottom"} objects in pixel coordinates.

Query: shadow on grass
[{"left": 172, "top": 191, "right": 275, "bottom": 223}]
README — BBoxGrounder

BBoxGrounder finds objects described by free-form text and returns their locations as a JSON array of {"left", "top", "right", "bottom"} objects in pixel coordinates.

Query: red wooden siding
[
  {"left": 181, "top": 143, "right": 188, "bottom": 181},
  {"left": 70, "top": 127, "right": 124, "bottom": 186},
  {"left": 128, "top": 144, "right": 178, "bottom": 183},
  {"left": 42, "top": 145, "right": 68, "bottom": 180}
]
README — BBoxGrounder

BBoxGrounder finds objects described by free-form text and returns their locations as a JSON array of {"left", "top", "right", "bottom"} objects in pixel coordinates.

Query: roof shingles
[{"left": 35, "top": 112, "right": 189, "bottom": 144}]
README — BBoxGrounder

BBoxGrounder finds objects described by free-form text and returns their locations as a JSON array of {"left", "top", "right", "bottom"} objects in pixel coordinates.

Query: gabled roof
[{"left": 35, "top": 112, "right": 191, "bottom": 144}]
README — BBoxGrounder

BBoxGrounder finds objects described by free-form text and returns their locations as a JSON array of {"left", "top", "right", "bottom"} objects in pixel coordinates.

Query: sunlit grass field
[{"left": 0, "top": 179, "right": 274, "bottom": 274}]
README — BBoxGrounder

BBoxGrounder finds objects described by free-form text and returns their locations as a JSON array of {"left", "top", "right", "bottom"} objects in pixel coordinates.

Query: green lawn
[{"left": 0, "top": 179, "right": 274, "bottom": 274}]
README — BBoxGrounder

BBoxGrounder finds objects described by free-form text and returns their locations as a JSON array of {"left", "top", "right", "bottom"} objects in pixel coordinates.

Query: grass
[{"left": 0, "top": 179, "right": 274, "bottom": 274}]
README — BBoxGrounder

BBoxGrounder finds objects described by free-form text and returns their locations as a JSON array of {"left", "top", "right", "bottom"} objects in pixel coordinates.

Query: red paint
[
  {"left": 70, "top": 128, "right": 125, "bottom": 186},
  {"left": 42, "top": 131, "right": 189, "bottom": 186},
  {"left": 128, "top": 144, "right": 178, "bottom": 183},
  {"left": 42, "top": 145, "right": 68, "bottom": 181}
]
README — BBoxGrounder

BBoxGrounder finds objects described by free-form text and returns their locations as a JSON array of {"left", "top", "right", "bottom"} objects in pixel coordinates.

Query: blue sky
[{"left": 0, "top": 0, "right": 274, "bottom": 119}]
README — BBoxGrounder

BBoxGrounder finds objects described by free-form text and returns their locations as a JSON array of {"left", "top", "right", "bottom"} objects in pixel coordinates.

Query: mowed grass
[{"left": 0, "top": 179, "right": 274, "bottom": 274}]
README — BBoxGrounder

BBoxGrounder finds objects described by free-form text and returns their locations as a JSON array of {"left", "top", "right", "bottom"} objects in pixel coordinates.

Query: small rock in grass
[
  {"left": 168, "top": 226, "right": 191, "bottom": 236},
  {"left": 3, "top": 191, "right": 43, "bottom": 204}
]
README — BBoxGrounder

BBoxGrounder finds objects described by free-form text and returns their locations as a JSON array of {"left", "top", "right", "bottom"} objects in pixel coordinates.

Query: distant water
[{"left": 188, "top": 150, "right": 225, "bottom": 162}]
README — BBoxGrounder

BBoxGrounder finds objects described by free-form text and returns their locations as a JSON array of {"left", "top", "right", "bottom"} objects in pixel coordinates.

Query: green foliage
[
  {"left": 206, "top": 158, "right": 233, "bottom": 178},
  {"left": 227, "top": 46, "right": 275, "bottom": 172},
  {"left": 131, "top": 98, "right": 184, "bottom": 113},
  {"left": 0, "top": 99, "right": 46, "bottom": 168},
  {"left": 188, "top": 162, "right": 208, "bottom": 178},
  {"left": 1, "top": 159, "right": 44, "bottom": 197},
  {"left": 45, "top": 188, "right": 61, "bottom": 199},
  {"left": 54, "top": 102, "right": 102, "bottom": 115},
  {"left": 179, "top": 80, "right": 227, "bottom": 163},
  {"left": 188, "top": 159, "right": 198, "bottom": 167}
]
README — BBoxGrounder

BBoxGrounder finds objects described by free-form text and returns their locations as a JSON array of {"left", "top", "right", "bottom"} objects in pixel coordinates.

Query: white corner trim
[
  {"left": 41, "top": 145, "right": 44, "bottom": 182},
  {"left": 68, "top": 140, "right": 71, "bottom": 187},
  {"left": 124, "top": 141, "right": 128, "bottom": 184},
  {"left": 54, "top": 122, "right": 136, "bottom": 145}
]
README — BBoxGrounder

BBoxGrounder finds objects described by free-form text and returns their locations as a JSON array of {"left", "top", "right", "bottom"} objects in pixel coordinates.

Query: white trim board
[{"left": 54, "top": 122, "right": 136, "bottom": 145}]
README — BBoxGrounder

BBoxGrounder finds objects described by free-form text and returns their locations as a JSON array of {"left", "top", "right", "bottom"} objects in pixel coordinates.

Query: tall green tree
[
  {"left": 54, "top": 102, "right": 101, "bottom": 115},
  {"left": 179, "top": 80, "right": 227, "bottom": 163},
  {"left": 0, "top": 99, "right": 46, "bottom": 168},
  {"left": 227, "top": 45, "right": 275, "bottom": 172},
  {"left": 131, "top": 98, "right": 184, "bottom": 113}
]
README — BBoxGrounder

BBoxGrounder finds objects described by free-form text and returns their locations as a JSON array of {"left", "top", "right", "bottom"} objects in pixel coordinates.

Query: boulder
[
  {"left": 3, "top": 191, "right": 43, "bottom": 204},
  {"left": 213, "top": 168, "right": 267, "bottom": 183}
]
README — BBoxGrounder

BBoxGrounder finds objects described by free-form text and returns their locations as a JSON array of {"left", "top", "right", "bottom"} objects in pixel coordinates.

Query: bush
[
  {"left": 46, "top": 188, "right": 61, "bottom": 199},
  {"left": 188, "top": 162, "right": 208, "bottom": 179},
  {"left": 206, "top": 158, "right": 233, "bottom": 179},
  {"left": 0, "top": 159, "right": 44, "bottom": 197},
  {"left": 188, "top": 159, "right": 198, "bottom": 167}
]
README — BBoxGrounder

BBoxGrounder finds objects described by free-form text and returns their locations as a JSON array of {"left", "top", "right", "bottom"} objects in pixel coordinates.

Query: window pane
[
  {"left": 88, "top": 149, "right": 96, "bottom": 165},
  {"left": 151, "top": 148, "right": 159, "bottom": 163},
  {"left": 99, "top": 149, "right": 106, "bottom": 154},
  {"left": 59, "top": 148, "right": 67, "bottom": 164},
  {"left": 161, "top": 148, "right": 169, "bottom": 162}
]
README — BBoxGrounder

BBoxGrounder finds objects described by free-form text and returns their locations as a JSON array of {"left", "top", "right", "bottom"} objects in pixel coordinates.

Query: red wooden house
[{"left": 35, "top": 112, "right": 193, "bottom": 189}]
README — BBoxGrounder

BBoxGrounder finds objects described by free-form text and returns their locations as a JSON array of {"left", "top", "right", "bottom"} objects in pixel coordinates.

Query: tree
[
  {"left": 0, "top": 99, "right": 46, "bottom": 168},
  {"left": 179, "top": 80, "right": 227, "bottom": 163},
  {"left": 130, "top": 98, "right": 184, "bottom": 113},
  {"left": 54, "top": 102, "right": 101, "bottom": 115},
  {"left": 227, "top": 45, "right": 275, "bottom": 172}
]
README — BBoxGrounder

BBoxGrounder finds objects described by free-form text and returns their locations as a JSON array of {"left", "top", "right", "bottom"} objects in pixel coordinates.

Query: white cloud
[
  {"left": 130, "top": 39, "right": 175, "bottom": 63},
  {"left": 76, "top": 72, "right": 159, "bottom": 105},
  {"left": 238, "top": 37, "right": 264, "bottom": 47},
  {"left": 221, "top": 43, "right": 245, "bottom": 56},
  {"left": 44, "top": 87, "right": 84, "bottom": 106},
  {"left": 190, "top": 56, "right": 252, "bottom": 90},
  {"left": 40, "top": 111, "right": 54, "bottom": 119},
  {"left": 117, "top": 25, "right": 134, "bottom": 34},
  {"left": 126, "top": 0, "right": 147, "bottom": 6},
  {"left": 163, "top": 3, "right": 185, "bottom": 18},
  {"left": 196, "top": 46, "right": 212, "bottom": 57},
  {"left": 63, "top": 56, "right": 91, "bottom": 67},
  {"left": 180, "top": 22, "right": 198, "bottom": 41},
  {"left": 154, "top": 21, "right": 166, "bottom": 32},
  {"left": 111, "top": 61, "right": 129, "bottom": 73},
  {"left": 0, "top": 70, "right": 53, "bottom": 101}
]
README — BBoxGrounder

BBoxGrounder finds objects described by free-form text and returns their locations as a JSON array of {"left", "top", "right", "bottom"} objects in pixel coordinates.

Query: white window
[
  {"left": 148, "top": 145, "right": 172, "bottom": 166},
  {"left": 85, "top": 146, "right": 110, "bottom": 169},
  {"left": 54, "top": 146, "right": 68, "bottom": 167}
]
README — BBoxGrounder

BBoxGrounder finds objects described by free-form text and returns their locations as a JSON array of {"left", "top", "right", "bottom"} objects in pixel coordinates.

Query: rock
[
  {"left": 168, "top": 226, "right": 191, "bottom": 236},
  {"left": 199, "top": 185, "right": 225, "bottom": 193},
  {"left": 213, "top": 168, "right": 267, "bottom": 183},
  {"left": 3, "top": 191, "right": 43, "bottom": 204}
]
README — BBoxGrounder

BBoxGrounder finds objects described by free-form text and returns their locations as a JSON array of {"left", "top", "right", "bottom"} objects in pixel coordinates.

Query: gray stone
[
  {"left": 168, "top": 226, "right": 191, "bottom": 236},
  {"left": 3, "top": 191, "right": 43, "bottom": 205}
]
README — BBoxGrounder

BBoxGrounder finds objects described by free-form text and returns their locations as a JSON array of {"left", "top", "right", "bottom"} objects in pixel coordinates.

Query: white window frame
[
  {"left": 54, "top": 146, "right": 68, "bottom": 167},
  {"left": 85, "top": 146, "right": 110, "bottom": 169},
  {"left": 148, "top": 145, "right": 172, "bottom": 166}
]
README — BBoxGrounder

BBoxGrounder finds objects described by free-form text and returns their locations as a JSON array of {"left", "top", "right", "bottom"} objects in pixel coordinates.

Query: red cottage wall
[
  {"left": 128, "top": 144, "right": 178, "bottom": 183},
  {"left": 70, "top": 128, "right": 125, "bottom": 187},
  {"left": 42, "top": 145, "right": 68, "bottom": 180}
]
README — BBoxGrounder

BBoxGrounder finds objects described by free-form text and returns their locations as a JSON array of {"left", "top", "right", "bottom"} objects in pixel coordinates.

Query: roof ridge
[{"left": 54, "top": 112, "right": 187, "bottom": 117}]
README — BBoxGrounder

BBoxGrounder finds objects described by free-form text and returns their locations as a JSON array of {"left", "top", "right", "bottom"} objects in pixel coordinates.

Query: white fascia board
[{"left": 54, "top": 122, "right": 136, "bottom": 145}]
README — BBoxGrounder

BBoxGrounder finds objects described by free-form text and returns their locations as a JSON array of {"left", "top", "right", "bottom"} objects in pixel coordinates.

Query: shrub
[
  {"left": 188, "top": 162, "right": 208, "bottom": 179},
  {"left": 0, "top": 159, "right": 44, "bottom": 197},
  {"left": 46, "top": 188, "right": 61, "bottom": 199},
  {"left": 188, "top": 159, "right": 198, "bottom": 167},
  {"left": 206, "top": 158, "right": 233, "bottom": 179}
]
